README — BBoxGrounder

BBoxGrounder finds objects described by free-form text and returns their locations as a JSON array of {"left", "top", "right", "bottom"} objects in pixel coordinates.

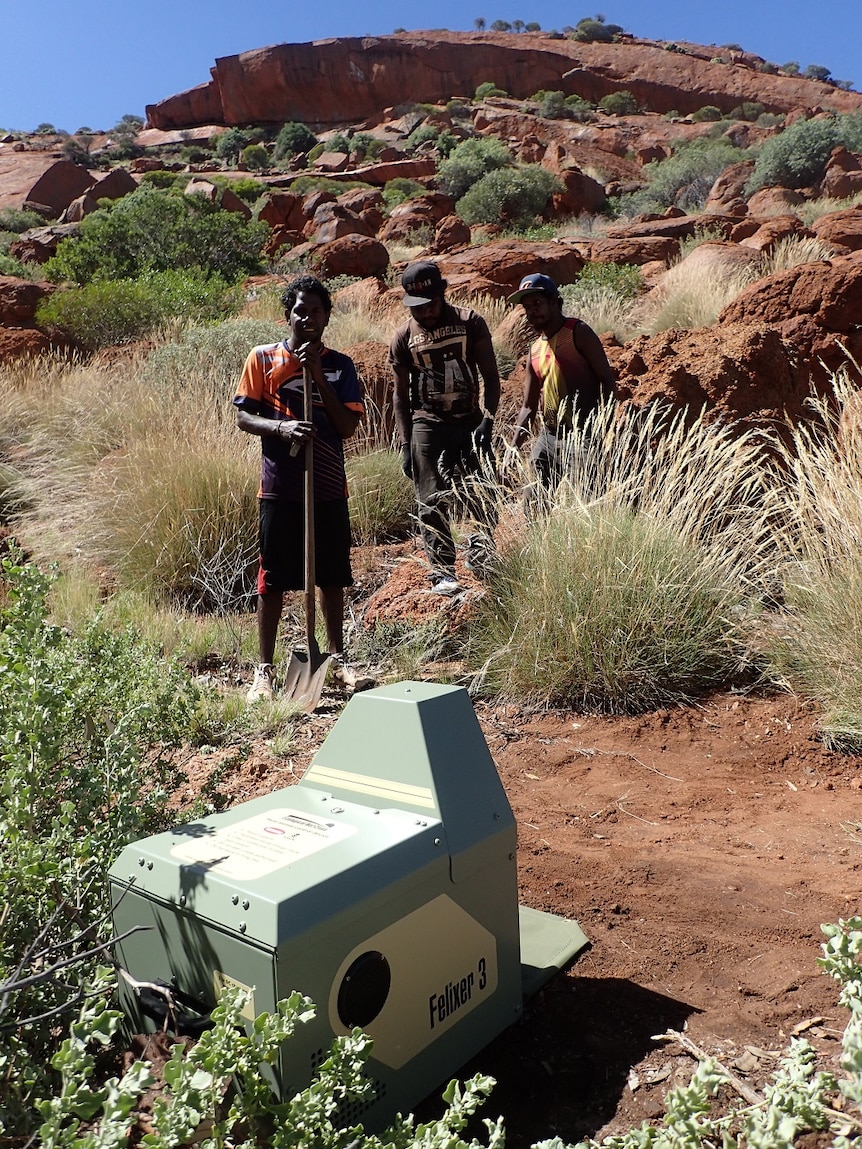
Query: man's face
[
  {"left": 409, "top": 294, "right": 445, "bottom": 330},
  {"left": 288, "top": 290, "right": 329, "bottom": 344},
  {"left": 520, "top": 291, "right": 562, "bottom": 335}
]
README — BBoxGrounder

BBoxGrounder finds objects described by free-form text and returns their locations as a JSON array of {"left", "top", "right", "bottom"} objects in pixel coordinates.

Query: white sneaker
[
  {"left": 246, "top": 663, "right": 275, "bottom": 703},
  {"left": 429, "top": 576, "right": 461, "bottom": 596},
  {"left": 330, "top": 655, "right": 375, "bottom": 692}
]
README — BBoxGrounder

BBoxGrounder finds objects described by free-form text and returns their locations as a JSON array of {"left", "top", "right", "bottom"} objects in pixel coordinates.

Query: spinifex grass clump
[
  {"left": 346, "top": 448, "right": 415, "bottom": 545},
  {"left": 470, "top": 402, "right": 780, "bottom": 710},
  {"left": 769, "top": 372, "right": 862, "bottom": 748}
]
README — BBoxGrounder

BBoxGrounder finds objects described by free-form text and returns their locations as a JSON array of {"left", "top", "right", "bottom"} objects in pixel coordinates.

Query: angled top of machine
[{"left": 302, "top": 681, "right": 515, "bottom": 856}]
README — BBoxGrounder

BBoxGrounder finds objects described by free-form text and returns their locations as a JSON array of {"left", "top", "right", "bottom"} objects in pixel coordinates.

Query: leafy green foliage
[
  {"left": 574, "top": 261, "right": 644, "bottom": 300},
  {"left": 474, "top": 81, "right": 507, "bottom": 99},
  {"left": 619, "top": 136, "right": 744, "bottom": 215},
  {"left": 0, "top": 207, "right": 44, "bottom": 233},
  {"left": 692, "top": 105, "right": 722, "bottom": 122},
  {"left": 140, "top": 317, "right": 285, "bottom": 394},
  {"left": 0, "top": 549, "right": 200, "bottom": 1132},
  {"left": 383, "top": 177, "right": 428, "bottom": 209},
  {"left": 43, "top": 185, "right": 268, "bottom": 284},
  {"left": 570, "top": 16, "right": 624, "bottom": 42},
  {"left": 598, "top": 90, "right": 638, "bottom": 116},
  {"left": 437, "top": 137, "right": 513, "bottom": 199},
  {"left": 35, "top": 270, "right": 242, "bottom": 349},
  {"left": 456, "top": 165, "right": 559, "bottom": 227},
  {"left": 214, "top": 126, "right": 252, "bottom": 161},
  {"left": 240, "top": 142, "right": 269, "bottom": 170},
  {"left": 273, "top": 121, "right": 318, "bottom": 160}
]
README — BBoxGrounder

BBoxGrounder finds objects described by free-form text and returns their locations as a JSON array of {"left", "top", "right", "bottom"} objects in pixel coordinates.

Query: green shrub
[
  {"left": 570, "top": 16, "right": 623, "bottom": 42},
  {"left": 35, "top": 270, "right": 242, "bottom": 348},
  {"left": 215, "top": 126, "right": 252, "bottom": 161},
  {"left": 456, "top": 165, "right": 558, "bottom": 227},
  {"left": 408, "top": 122, "right": 441, "bottom": 147},
  {"left": 538, "top": 90, "right": 568, "bottom": 119},
  {"left": 0, "top": 549, "right": 199, "bottom": 1132},
  {"left": 474, "top": 81, "right": 507, "bottom": 99},
  {"left": 210, "top": 174, "right": 268, "bottom": 203},
  {"left": 565, "top": 94, "right": 596, "bottom": 120},
  {"left": 692, "top": 105, "right": 722, "bottom": 122},
  {"left": 240, "top": 142, "right": 269, "bottom": 170},
  {"left": 745, "top": 116, "right": 838, "bottom": 192},
  {"left": 140, "top": 317, "right": 285, "bottom": 394},
  {"left": 327, "top": 131, "right": 351, "bottom": 154},
  {"left": 287, "top": 175, "right": 372, "bottom": 196},
  {"left": 43, "top": 185, "right": 268, "bottom": 284},
  {"left": 598, "top": 90, "right": 638, "bottom": 115},
  {"left": 437, "top": 137, "right": 513, "bottom": 199},
  {"left": 383, "top": 177, "right": 427, "bottom": 209},
  {"left": 730, "top": 100, "right": 766, "bottom": 122},
  {"left": 139, "top": 169, "right": 186, "bottom": 190},
  {"left": 273, "top": 120, "right": 317, "bottom": 160},
  {"left": 573, "top": 261, "right": 644, "bottom": 300},
  {"left": 0, "top": 207, "right": 44, "bottom": 233},
  {"left": 619, "top": 136, "right": 744, "bottom": 215}
]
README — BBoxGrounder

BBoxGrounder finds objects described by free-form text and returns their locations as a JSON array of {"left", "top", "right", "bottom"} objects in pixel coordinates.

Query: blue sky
[{"left": 2, "top": 0, "right": 859, "bottom": 133}]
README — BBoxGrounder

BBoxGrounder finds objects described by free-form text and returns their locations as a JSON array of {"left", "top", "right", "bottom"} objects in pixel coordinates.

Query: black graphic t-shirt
[{"left": 389, "top": 304, "right": 489, "bottom": 425}]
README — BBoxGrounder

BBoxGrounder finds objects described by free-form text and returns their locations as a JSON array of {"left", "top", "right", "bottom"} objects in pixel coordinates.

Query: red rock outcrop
[
  {"left": 146, "top": 31, "right": 862, "bottom": 131},
  {"left": 0, "top": 154, "right": 95, "bottom": 216}
]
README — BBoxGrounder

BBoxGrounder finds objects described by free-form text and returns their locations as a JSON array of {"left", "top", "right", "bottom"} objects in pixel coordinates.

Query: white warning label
[{"left": 170, "top": 808, "right": 355, "bottom": 880}]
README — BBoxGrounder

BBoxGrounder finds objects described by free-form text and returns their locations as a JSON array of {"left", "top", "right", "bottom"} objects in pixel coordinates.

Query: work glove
[
  {"left": 473, "top": 415, "right": 494, "bottom": 456},
  {"left": 400, "top": 444, "right": 413, "bottom": 480}
]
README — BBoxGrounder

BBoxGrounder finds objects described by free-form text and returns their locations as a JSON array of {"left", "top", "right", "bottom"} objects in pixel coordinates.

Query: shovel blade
[{"left": 283, "top": 647, "right": 332, "bottom": 713}]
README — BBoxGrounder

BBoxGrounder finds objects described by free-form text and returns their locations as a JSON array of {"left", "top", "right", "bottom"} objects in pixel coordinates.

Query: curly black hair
[{"left": 281, "top": 275, "right": 332, "bottom": 315}]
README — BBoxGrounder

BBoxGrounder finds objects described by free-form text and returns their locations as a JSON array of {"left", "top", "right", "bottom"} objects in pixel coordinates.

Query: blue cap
[{"left": 507, "top": 272, "right": 558, "bottom": 303}]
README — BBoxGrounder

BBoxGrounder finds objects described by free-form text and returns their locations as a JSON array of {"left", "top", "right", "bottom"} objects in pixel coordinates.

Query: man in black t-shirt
[{"left": 389, "top": 261, "right": 501, "bottom": 594}]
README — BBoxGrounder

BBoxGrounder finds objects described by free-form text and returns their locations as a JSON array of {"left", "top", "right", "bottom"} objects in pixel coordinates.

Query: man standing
[
  {"left": 390, "top": 261, "right": 501, "bottom": 594},
  {"left": 508, "top": 272, "right": 615, "bottom": 493},
  {"left": 234, "top": 275, "right": 372, "bottom": 702}
]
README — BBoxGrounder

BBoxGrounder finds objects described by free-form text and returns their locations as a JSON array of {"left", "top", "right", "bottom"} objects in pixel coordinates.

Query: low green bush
[
  {"left": 598, "top": 90, "right": 638, "bottom": 115},
  {"left": 437, "top": 137, "right": 513, "bottom": 199},
  {"left": 619, "top": 136, "right": 745, "bottom": 216},
  {"left": 273, "top": 120, "right": 317, "bottom": 160},
  {"left": 456, "top": 165, "right": 558, "bottom": 227},
  {"left": 692, "top": 105, "right": 722, "bottom": 122},
  {"left": 43, "top": 185, "right": 268, "bottom": 285},
  {"left": 573, "top": 261, "right": 644, "bottom": 300},
  {"left": 474, "top": 81, "right": 507, "bottom": 99},
  {"left": 570, "top": 16, "right": 624, "bottom": 42},
  {"left": 0, "top": 207, "right": 44, "bottom": 233},
  {"left": 383, "top": 177, "right": 427, "bottom": 209},
  {"left": 240, "top": 142, "right": 269, "bottom": 170},
  {"left": 35, "top": 270, "right": 242, "bottom": 349},
  {"left": 0, "top": 549, "right": 200, "bottom": 1133},
  {"left": 140, "top": 317, "right": 285, "bottom": 394}
]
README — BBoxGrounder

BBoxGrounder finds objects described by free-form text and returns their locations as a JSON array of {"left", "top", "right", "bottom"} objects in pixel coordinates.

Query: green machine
[{"left": 110, "top": 682, "right": 587, "bottom": 1128}]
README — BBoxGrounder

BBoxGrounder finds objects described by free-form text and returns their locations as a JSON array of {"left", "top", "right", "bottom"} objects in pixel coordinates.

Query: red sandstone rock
[
  {"left": 704, "top": 160, "right": 755, "bottom": 213},
  {"left": 812, "top": 205, "right": 862, "bottom": 251},
  {"left": 312, "top": 151, "right": 350, "bottom": 173},
  {"left": 433, "top": 240, "right": 586, "bottom": 299},
  {"left": 0, "top": 154, "right": 95, "bottom": 217},
  {"left": 745, "top": 187, "right": 805, "bottom": 217},
  {"left": 257, "top": 191, "right": 306, "bottom": 232},
  {"left": 309, "top": 202, "right": 375, "bottom": 243},
  {"left": 147, "top": 31, "right": 862, "bottom": 132},
  {"left": 300, "top": 234, "right": 390, "bottom": 279},
  {"left": 428, "top": 214, "right": 471, "bottom": 253},
  {"left": 8, "top": 223, "right": 80, "bottom": 264},
  {"left": 577, "top": 236, "right": 682, "bottom": 265},
  {"left": 738, "top": 214, "right": 812, "bottom": 253},
  {"left": 0, "top": 275, "right": 54, "bottom": 323}
]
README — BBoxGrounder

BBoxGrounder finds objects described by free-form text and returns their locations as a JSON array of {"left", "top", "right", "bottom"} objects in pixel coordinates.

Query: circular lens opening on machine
[{"left": 337, "top": 950, "right": 391, "bottom": 1027}]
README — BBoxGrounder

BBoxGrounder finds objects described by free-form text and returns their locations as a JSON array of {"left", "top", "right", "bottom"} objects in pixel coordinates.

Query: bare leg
[
  {"left": 319, "top": 586, "right": 344, "bottom": 655},
  {"left": 257, "top": 591, "right": 283, "bottom": 664}
]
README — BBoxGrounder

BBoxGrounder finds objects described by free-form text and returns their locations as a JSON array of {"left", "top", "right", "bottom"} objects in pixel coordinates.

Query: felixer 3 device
[{"left": 110, "top": 681, "right": 587, "bottom": 1128}]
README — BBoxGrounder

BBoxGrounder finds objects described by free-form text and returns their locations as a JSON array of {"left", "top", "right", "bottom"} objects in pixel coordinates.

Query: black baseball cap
[
  {"left": 401, "top": 261, "right": 447, "bottom": 306},
  {"left": 507, "top": 272, "right": 559, "bottom": 303}
]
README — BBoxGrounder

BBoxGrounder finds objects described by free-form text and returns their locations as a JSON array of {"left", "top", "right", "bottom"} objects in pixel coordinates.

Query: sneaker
[
  {"left": 331, "top": 655, "right": 375, "bottom": 692},
  {"left": 428, "top": 575, "right": 462, "bottom": 596},
  {"left": 246, "top": 663, "right": 275, "bottom": 703}
]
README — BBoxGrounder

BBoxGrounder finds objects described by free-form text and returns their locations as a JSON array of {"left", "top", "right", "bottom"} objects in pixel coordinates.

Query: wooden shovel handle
[{"left": 303, "top": 366, "right": 317, "bottom": 654}]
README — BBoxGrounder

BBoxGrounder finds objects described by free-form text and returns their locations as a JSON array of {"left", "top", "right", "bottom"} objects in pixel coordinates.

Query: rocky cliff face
[{"left": 145, "top": 30, "right": 862, "bottom": 130}]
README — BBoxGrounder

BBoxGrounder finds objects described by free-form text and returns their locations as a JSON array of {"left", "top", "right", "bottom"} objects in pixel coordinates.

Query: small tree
[
  {"left": 273, "top": 121, "right": 317, "bottom": 160},
  {"left": 490, "top": 19, "right": 511, "bottom": 31},
  {"left": 804, "top": 63, "right": 832, "bottom": 82},
  {"left": 241, "top": 143, "right": 269, "bottom": 171},
  {"left": 598, "top": 90, "right": 638, "bottom": 115},
  {"left": 215, "top": 127, "right": 251, "bottom": 163},
  {"left": 525, "top": 21, "right": 541, "bottom": 31},
  {"left": 512, "top": 18, "right": 524, "bottom": 32},
  {"left": 456, "top": 164, "right": 558, "bottom": 227},
  {"left": 437, "top": 136, "right": 512, "bottom": 198},
  {"left": 474, "top": 80, "right": 507, "bottom": 99},
  {"left": 474, "top": 15, "right": 486, "bottom": 29}
]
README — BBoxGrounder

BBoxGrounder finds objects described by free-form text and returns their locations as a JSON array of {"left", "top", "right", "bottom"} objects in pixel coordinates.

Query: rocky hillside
[{"left": 146, "top": 30, "right": 862, "bottom": 130}]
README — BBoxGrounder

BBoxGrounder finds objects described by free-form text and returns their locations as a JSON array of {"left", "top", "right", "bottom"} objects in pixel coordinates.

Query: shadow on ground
[{"left": 415, "top": 975, "right": 699, "bottom": 1148}]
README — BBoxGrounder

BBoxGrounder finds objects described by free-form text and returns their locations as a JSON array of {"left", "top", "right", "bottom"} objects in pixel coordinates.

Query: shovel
[{"left": 282, "top": 365, "right": 332, "bottom": 711}]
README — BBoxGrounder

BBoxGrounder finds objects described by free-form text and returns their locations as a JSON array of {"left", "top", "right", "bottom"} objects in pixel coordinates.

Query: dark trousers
[{"left": 410, "top": 421, "right": 496, "bottom": 580}]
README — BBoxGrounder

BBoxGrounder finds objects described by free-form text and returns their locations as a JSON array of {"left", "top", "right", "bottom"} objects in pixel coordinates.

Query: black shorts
[{"left": 257, "top": 498, "right": 353, "bottom": 594}]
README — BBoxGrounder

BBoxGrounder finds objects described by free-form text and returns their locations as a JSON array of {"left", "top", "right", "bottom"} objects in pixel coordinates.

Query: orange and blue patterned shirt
[{"left": 233, "top": 340, "right": 364, "bottom": 502}]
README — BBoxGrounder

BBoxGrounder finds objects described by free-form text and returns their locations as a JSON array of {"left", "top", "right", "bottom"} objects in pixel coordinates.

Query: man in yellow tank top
[{"left": 508, "top": 272, "right": 615, "bottom": 495}]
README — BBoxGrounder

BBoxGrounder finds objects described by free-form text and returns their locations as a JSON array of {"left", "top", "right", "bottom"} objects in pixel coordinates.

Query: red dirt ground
[{"left": 173, "top": 678, "right": 862, "bottom": 1145}]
